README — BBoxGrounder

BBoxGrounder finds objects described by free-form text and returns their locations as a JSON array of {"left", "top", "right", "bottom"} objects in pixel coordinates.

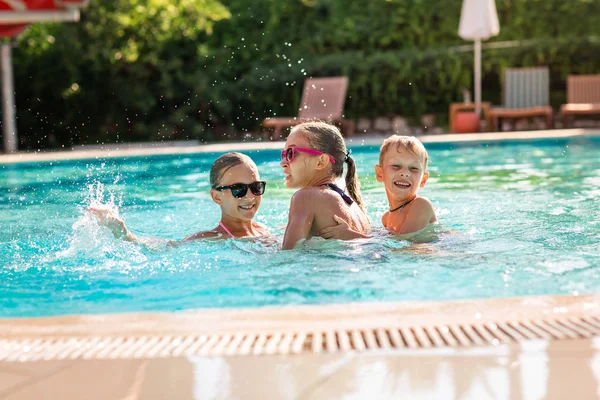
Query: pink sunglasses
[{"left": 281, "top": 147, "right": 336, "bottom": 164}]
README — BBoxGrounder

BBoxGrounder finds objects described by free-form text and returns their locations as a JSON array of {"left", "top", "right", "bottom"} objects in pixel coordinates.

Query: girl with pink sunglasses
[{"left": 280, "top": 121, "right": 370, "bottom": 249}]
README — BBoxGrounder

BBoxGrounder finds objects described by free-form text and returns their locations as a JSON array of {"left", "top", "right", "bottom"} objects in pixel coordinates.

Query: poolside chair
[
  {"left": 487, "top": 67, "right": 553, "bottom": 131},
  {"left": 561, "top": 75, "right": 600, "bottom": 128},
  {"left": 262, "top": 77, "right": 354, "bottom": 139}
]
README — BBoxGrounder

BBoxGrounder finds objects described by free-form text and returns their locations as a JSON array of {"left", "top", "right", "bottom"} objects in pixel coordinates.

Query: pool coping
[
  {"left": 1, "top": 128, "right": 598, "bottom": 165},
  {"left": 1, "top": 293, "right": 599, "bottom": 360},
  {"left": 2, "top": 293, "right": 598, "bottom": 337}
]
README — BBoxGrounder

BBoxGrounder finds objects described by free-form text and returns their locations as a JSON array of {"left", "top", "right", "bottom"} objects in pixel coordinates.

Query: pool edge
[
  {"left": 1, "top": 293, "right": 599, "bottom": 360},
  {"left": 1, "top": 128, "right": 598, "bottom": 165}
]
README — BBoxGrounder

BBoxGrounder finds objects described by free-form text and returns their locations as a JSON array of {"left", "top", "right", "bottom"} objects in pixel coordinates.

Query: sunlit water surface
[{"left": 1, "top": 137, "right": 599, "bottom": 317}]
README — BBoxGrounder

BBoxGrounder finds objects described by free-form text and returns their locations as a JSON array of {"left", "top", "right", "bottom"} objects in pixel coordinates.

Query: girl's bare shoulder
[
  {"left": 252, "top": 221, "right": 270, "bottom": 233},
  {"left": 290, "top": 187, "right": 336, "bottom": 210},
  {"left": 182, "top": 229, "right": 223, "bottom": 241},
  {"left": 291, "top": 186, "right": 325, "bottom": 200}
]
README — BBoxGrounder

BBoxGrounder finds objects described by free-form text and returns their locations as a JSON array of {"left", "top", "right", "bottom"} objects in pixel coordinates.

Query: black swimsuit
[
  {"left": 322, "top": 183, "right": 354, "bottom": 205},
  {"left": 389, "top": 197, "right": 416, "bottom": 212}
]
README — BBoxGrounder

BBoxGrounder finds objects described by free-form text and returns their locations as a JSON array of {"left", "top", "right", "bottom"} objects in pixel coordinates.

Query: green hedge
[{"left": 9, "top": 0, "right": 600, "bottom": 150}]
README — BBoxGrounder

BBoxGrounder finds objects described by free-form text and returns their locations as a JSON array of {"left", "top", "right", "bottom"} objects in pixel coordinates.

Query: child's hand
[
  {"left": 87, "top": 206, "right": 133, "bottom": 240},
  {"left": 320, "top": 215, "right": 366, "bottom": 240}
]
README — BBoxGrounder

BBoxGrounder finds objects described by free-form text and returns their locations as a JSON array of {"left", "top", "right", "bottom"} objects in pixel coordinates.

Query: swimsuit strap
[
  {"left": 322, "top": 183, "right": 354, "bottom": 205},
  {"left": 219, "top": 221, "right": 236, "bottom": 238},
  {"left": 389, "top": 197, "right": 416, "bottom": 213}
]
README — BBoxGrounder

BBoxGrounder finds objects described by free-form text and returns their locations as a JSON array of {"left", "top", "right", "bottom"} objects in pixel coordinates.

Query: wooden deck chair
[
  {"left": 487, "top": 67, "right": 553, "bottom": 131},
  {"left": 262, "top": 77, "right": 354, "bottom": 139},
  {"left": 561, "top": 75, "right": 600, "bottom": 128}
]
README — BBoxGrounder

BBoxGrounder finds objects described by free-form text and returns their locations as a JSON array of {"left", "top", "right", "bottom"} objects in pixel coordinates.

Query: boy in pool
[
  {"left": 321, "top": 135, "right": 436, "bottom": 239},
  {"left": 89, "top": 152, "right": 269, "bottom": 242}
]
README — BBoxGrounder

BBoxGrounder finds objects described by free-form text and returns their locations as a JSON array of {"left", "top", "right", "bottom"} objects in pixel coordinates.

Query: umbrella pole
[
  {"left": 474, "top": 38, "right": 482, "bottom": 115},
  {"left": 1, "top": 41, "right": 17, "bottom": 153}
]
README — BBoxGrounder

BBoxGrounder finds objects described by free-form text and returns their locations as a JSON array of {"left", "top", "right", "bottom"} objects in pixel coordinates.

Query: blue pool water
[{"left": 1, "top": 137, "right": 599, "bottom": 318}]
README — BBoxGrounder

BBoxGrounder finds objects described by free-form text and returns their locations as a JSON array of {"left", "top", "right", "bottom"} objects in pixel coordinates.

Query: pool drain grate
[{"left": 1, "top": 315, "right": 600, "bottom": 362}]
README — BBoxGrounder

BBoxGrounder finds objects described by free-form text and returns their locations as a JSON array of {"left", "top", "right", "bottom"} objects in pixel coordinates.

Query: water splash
[
  {"left": 55, "top": 180, "right": 147, "bottom": 267},
  {"left": 84, "top": 180, "right": 121, "bottom": 215}
]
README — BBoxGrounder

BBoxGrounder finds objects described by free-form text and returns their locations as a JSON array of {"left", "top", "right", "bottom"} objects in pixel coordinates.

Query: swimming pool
[{"left": 1, "top": 136, "right": 599, "bottom": 318}]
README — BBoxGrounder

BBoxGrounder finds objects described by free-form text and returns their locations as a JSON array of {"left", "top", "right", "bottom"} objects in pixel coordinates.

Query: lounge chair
[
  {"left": 487, "top": 67, "right": 553, "bottom": 131},
  {"left": 262, "top": 77, "right": 354, "bottom": 139},
  {"left": 561, "top": 75, "right": 600, "bottom": 128}
]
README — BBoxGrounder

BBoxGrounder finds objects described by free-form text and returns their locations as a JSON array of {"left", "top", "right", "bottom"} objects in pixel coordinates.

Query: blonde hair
[
  {"left": 379, "top": 135, "right": 429, "bottom": 170},
  {"left": 291, "top": 121, "right": 365, "bottom": 211},
  {"left": 210, "top": 152, "right": 257, "bottom": 188}
]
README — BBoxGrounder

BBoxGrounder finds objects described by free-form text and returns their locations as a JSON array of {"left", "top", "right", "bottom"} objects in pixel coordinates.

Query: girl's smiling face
[
  {"left": 211, "top": 163, "right": 262, "bottom": 221},
  {"left": 376, "top": 147, "right": 429, "bottom": 202}
]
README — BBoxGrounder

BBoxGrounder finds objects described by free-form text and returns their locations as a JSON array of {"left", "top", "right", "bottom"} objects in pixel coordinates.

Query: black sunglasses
[{"left": 212, "top": 181, "right": 266, "bottom": 198}]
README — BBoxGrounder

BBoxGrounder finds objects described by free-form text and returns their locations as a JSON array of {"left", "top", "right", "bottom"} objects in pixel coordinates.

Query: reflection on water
[{"left": 0, "top": 139, "right": 600, "bottom": 317}]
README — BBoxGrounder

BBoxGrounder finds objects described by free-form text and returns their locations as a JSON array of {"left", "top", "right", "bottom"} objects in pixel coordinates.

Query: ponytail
[
  {"left": 344, "top": 156, "right": 365, "bottom": 211},
  {"left": 291, "top": 121, "right": 366, "bottom": 212}
]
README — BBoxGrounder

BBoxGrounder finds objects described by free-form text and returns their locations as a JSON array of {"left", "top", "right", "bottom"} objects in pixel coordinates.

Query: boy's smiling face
[{"left": 376, "top": 147, "right": 429, "bottom": 205}]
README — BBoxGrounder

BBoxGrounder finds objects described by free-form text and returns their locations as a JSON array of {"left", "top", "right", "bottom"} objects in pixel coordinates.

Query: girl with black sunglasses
[{"left": 88, "top": 152, "right": 269, "bottom": 242}]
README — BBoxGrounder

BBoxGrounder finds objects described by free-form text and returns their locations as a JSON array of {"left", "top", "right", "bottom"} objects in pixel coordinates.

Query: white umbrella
[{"left": 458, "top": 0, "right": 500, "bottom": 107}]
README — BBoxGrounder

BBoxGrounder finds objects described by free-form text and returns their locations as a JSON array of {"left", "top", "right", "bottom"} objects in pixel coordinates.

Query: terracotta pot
[{"left": 454, "top": 112, "right": 480, "bottom": 133}]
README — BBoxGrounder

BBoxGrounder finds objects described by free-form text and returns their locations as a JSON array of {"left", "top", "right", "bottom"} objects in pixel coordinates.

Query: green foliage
[
  {"left": 10, "top": 0, "right": 600, "bottom": 149},
  {"left": 13, "top": 0, "right": 230, "bottom": 149}
]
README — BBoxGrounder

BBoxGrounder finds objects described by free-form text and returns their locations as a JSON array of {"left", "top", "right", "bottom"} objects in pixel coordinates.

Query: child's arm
[
  {"left": 389, "top": 197, "right": 436, "bottom": 234},
  {"left": 89, "top": 207, "right": 185, "bottom": 249},
  {"left": 320, "top": 215, "right": 371, "bottom": 240},
  {"left": 282, "top": 191, "right": 315, "bottom": 250},
  {"left": 87, "top": 207, "right": 138, "bottom": 241}
]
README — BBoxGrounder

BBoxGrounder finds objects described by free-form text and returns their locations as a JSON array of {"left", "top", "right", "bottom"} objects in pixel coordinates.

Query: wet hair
[
  {"left": 291, "top": 121, "right": 365, "bottom": 211},
  {"left": 379, "top": 135, "right": 429, "bottom": 170},
  {"left": 210, "top": 152, "right": 257, "bottom": 188}
]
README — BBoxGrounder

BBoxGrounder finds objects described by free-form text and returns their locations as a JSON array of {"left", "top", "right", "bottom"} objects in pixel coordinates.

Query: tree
[{"left": 14, "top": 0, "right": 230, "bottom": 149}]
